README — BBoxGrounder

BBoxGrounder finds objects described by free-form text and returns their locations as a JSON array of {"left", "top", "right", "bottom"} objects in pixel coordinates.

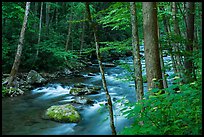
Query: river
[{"left": 2, "top": 55, "right": 173, "bottom": 135}]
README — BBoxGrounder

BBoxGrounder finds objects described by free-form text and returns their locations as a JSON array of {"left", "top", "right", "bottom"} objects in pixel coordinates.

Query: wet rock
[
  {"left": 88, "top": 73, "right": 96, "bottom": 76},
  {"left": 102, "top": 63, "right": 115, "bottom": 67},
  {"left": 26, "top": 70, "right": 46, "bottom": 85},
  {"left": 45, "top": 104, "right": 80, "bottom": 123},
  {"left": 74, "top": 83, "right": 87, "bottom": 88},
  {"left": 63, "top": 68, "right": 72, "bottom": 75},
  {"left": 85, "top": 86, "right": 101, "bottom": 95},
  {"left": 70, "top": 85, "right": 101, "bottom": 96},
  {"left": 69, "top": 87, "right": 88, "bottom": 96},
  {"left": 72, "top": 96, "right": 95, "bottom": 105},
  {"left": 2, "top": 87, "right": 24, "bottom": 97}
]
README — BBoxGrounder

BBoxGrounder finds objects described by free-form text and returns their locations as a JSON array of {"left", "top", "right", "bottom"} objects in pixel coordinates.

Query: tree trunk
[
  {"left": 46, "top": 2, "right": 50, "bottom": 34},
  {"left": 130, "top": 2, "right": 144, "bottom": 101},
  {"left": 7, "top": 2, "right": 31, "bottom": 87},
  {"left": 38, "top": 2, "right": 43, "bottom": 44},
  {"left": 65, "top": 14, "right": 73, "bottom": 51},
  {"left": 172, "top": 2, "right": 183, "bottom": 80},
  {"left": 80, "top": 12, "right": 86, "bottom": 56},
  {"left": 142, "top": 2, "right": 163, "bottom": 90},
  {"left": 157, "top": 21, "right": 168, "bottom": 88},
  {"left": 184, "top": 2, "right": 196, "bottom": 83},
  {"left": 160, "top": 6, "right": 177, "bottom": 74},
  {"left": 55, "top": 2, "right": 58, "bottom": 25},
  {"left": 85, "top": 2, "right": 117, "bottom": 135},
  {"left": 33, "top": 2, "right": 43, "bottom": 67},
  {"left": 33, "top": 2, "right": 38, "bottom": 30}
]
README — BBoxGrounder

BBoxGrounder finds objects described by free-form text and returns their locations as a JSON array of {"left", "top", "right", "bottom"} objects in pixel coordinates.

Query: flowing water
[{"left": 2, "top": 55, "right": 173, "bottom": 135}]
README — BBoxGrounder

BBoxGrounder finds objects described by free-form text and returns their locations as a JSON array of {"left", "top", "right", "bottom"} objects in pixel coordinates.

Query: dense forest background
[{"left": 2, "top": 2, "right": 202, "bottom": 135}]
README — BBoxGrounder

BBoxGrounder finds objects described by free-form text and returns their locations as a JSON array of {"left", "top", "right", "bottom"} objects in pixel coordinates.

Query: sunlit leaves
[{"left": 97, "top": 2, "right": 130, "bottom": 31}]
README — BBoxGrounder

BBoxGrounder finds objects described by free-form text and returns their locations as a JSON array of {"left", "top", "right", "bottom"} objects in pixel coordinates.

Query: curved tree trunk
[
  {"left": 85, "top": 2, "right": 117, "bottom": 135},
  {"left": 7, "top": 2, "right": 31, "bottom": 88}
]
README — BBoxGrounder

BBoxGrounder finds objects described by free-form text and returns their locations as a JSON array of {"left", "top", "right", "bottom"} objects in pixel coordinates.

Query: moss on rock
[{"left": 45, "top": 104, "right": 80, "bottom": 123}]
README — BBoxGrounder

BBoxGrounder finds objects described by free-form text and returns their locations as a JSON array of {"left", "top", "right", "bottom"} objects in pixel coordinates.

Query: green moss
[
  {"left": 46, "top": 104, "right": 80, "bottom": 123},
  {"left": 69, "top": 88, "right": 84, "bottom": 95}
]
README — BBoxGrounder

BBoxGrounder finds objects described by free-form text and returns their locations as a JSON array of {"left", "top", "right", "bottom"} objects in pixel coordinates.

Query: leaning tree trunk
[
  {"left": 142, "top": 2, "right": 163, "bottom": 90},
  {"left": 85, "top": 2, "right": 117, "bottom": 135},
  {"left": 130, "top": 2, "right": 144, "bottom": 101},
  {"left": 7, "top": 2, "right": 31, "bottom": 88}
]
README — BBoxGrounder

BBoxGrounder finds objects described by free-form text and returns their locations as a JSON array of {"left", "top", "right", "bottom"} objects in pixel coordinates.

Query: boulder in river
[
  {"left": 74, "top": 83, "right": 87, "bottom": 88},
  {"left": 70, "top": 85, "right": 101, "bottom": 96},
  {"left": 45, "top": 104, "right": 80, "bottom": 123},
  {"left": 70, "top": 87, "right": 88, "bottom": 96},
  {"left": 26, "top": 70, "right": 46, "bottom": 85},
  {"left": 71, "top": 96, "right": 95, "bottom": 105}
]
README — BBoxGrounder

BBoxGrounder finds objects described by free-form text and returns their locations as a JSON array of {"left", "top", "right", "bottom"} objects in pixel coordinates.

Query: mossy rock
[
  {"left": 74, "top": 83, "right": 87, "bottom": 88},
  {"left": 45, "top": 104, "right": 80, "bottom": 123},
  {"left": 69, "top": 87, "right": 88, "bottom": 96},
  {"left": 70, "top": 86, "right": 101, "bottom": 96}
]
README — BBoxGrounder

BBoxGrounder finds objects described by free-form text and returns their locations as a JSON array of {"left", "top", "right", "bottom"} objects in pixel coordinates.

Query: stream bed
[{"left": 2, "top": 55, "right": 173, "bottom": 135}]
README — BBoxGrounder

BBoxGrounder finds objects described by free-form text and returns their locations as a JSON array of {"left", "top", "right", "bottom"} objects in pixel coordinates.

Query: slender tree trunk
[
  {"left": 157, "top": 21, "right": 168, "bottom": 88},
  {"left": 71, "top": 35, "right": 74, "bottom": 51},
  {"left": 7, "top": 2, "right": 31, "bottom": 87},
  {"left": 160, "top": 6, "right": 177, "bottom": 74},
  {"left": 33, "top": 2, "right": 38, "bottom": 30},
  {"left": 85, "top": 2, "right": 117, "bottom": 135},
  {"left": 80, "top": 12, "right": 86, "bottom": 56},
  {"left": 55, "top": 2, "right": 58, "bottom": 25},
  {"left": 38, "top": 2, "right": 43, "bottom": 44},
  {"left": 184, "top": 2, "right": 196, "bottom": 83},
  {"left": 130, "top": 2, "right": 144, "bottom": 101},
  {"left": 142, "top": 2, "right": 163, "bottom": 90},
  {"left": 172, "top": 2, "right": 183, "bottom": 79},
  {"left": 65, "top": 14, "right": 73, "bottom": 51},
  {"left": 33, "top": 2, "right": 43, "bottom": 67},
  {"left": 46, "top": 2, "right": 50, "bottom": 34}
]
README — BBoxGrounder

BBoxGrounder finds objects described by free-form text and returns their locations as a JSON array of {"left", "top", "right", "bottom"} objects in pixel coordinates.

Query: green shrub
[{"left": 120, "top": 80, "right": 202, "bottom": 135}]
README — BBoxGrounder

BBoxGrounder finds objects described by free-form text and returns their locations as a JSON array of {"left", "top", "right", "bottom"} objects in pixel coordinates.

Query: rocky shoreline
[{"left": 2, "top": 48, "right": 133, "bottom": 98}]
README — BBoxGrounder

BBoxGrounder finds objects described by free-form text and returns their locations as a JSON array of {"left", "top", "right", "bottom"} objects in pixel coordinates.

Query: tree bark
[
  {"left": 160, "top": 6, "right": 177, "bottom": 74},
  {"left": 172, "top": 2, "right": 183, "bottom": 80},
  {"left": 46, "top": 2, "right": 50, "bottom": 34},
  {"left": 130, "top": 2, "right": 144, "bottom": 101},
  {"left": 157, "top": 21, "right": 168, "bottom": 88},
  {"left": 184, "top": 2, "right": 196, "bottom": 83},
  {"left": 142, "top": 2, "right": 163, "bottom": 90},
  {"left": 65, "top": 14, "right": 73, "bottom": 51},
  {"left": 7, "top": 2, "right": 31, "bottom": 87},
  {"left": 55, "top": 2, "right": 58, "bottom": 25},
  {"left": 80, "top": 12, "right": 86, "bottom": 56},
  {"left": 33, "top": 2, "right": 43, "bottom": 67},
  {"left": 33, "top": 2, "right": 38, "bottom": 30},
  {"left": 85, "top": 2, "right": 117, "bottom": 135}
]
